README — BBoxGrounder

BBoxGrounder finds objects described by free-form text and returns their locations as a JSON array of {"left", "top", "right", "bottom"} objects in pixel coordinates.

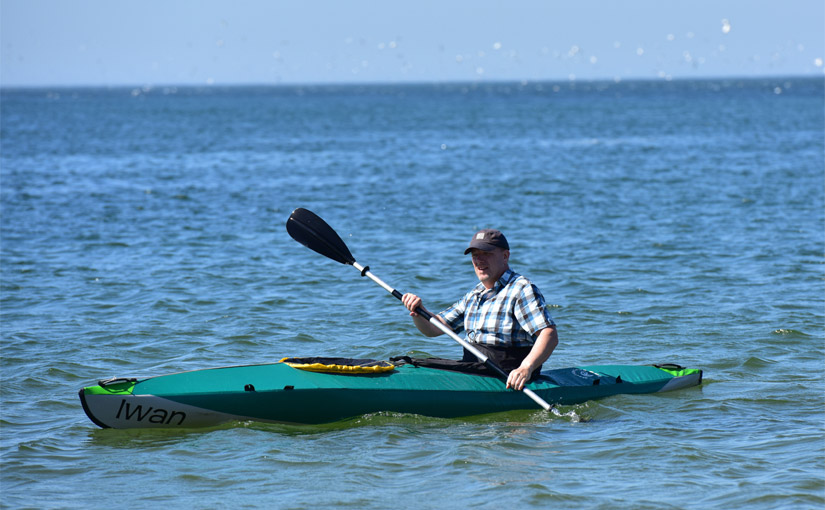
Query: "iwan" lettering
[{"left": 115, "top": 399, "right": 187, "bottom": 425}]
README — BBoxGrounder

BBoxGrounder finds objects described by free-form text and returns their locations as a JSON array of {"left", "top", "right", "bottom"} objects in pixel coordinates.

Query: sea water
[{"left": 1, "top": 79, "right": 823, "bottom": 509}]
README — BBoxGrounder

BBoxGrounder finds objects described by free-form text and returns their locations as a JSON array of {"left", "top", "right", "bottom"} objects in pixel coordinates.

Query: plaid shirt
[{"left": 438, "top": 269, "right": 555, "bottom": 347}]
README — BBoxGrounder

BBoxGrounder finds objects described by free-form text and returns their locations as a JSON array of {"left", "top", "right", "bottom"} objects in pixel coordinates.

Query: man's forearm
[
  {"left": 520, "top": 327, "right": 558, "bottom": 372},
  {"left": 412, "top": 313, "right": 448, "bottom": 337}
]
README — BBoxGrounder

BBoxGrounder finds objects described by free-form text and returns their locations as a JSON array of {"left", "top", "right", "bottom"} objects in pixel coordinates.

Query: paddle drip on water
[{"left": 550, "top": 406, "right": 584, "bottom": 422}]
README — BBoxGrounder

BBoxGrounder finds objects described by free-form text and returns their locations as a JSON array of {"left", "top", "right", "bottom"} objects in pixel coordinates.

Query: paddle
[{"left": 286, "top": 207, "right": 553, "bottom": 411}]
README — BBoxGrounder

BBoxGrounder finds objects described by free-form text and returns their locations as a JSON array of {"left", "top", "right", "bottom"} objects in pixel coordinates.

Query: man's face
[{"left": 470, "top": 248, "right": 510, "bottom": 288}]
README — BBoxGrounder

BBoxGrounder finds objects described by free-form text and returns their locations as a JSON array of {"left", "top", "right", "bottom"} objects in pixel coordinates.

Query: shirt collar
[
  {"left": 473, "top": 268, "right": 515, "bottom": 295},
  {"left": 496, "top": 268, "right": 516, "bottom": 289}
]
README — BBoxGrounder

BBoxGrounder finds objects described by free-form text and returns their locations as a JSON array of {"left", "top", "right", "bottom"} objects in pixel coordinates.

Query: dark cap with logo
[{"left": 464, "top": 229, "right": 510, "bottom": 255}]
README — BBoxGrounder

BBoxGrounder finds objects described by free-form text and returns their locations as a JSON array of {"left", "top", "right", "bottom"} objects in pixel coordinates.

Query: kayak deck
[{"left": 79, "top": 362, "right": 703, "bottom": 429}]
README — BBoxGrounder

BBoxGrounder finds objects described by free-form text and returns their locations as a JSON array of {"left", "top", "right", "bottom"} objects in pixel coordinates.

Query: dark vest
[{"left": 461, "top": 344, "right": 542, "bottom": 380}]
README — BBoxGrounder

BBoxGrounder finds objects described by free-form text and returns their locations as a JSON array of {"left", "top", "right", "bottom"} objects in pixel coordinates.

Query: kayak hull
[{"left": 79, "top": 362, "right": 702, "bottom": 429}]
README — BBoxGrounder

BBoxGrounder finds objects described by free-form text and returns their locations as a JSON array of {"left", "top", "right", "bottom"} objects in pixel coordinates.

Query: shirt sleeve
[
  {"left": 438, "top": 293, "right": 468, "bottom": 334},
  {"left": 513, "top": 283, "right": 555, "bottom": 336}
]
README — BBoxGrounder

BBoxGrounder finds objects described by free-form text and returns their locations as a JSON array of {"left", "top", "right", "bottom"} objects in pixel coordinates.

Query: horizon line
[{"left": 2, "top": 73, "right": 822, "bottom": 91}]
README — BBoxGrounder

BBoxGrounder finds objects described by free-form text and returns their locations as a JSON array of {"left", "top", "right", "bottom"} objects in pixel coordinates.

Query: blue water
[{"left": 2, "top": 78, "right": 823, "bottom": 508}]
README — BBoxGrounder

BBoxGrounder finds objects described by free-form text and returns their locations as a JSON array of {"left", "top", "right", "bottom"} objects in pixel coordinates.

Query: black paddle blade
[{"left": 286, "top": 208, "right": 356, "bottom": 265}]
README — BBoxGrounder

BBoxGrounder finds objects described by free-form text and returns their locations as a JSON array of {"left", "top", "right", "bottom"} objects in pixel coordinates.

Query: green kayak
[{"left": 79, "top": 358, "right": 702, "bottom": 429}]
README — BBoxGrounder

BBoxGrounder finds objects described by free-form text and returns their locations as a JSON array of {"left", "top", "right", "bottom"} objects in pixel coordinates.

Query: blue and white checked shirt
[{"left": 438, "top": 269, "right": 555, "bottom": 347}]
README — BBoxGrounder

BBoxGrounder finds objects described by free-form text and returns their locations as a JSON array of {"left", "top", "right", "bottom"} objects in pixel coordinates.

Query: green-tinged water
[{"left": 2, "top": 79, "right": 823, "bottom": 508}]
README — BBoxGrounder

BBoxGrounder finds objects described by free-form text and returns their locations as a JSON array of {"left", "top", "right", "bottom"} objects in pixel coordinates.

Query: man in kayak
[{"left": 402, "top": 229, "right": 558, "bottom": 391}]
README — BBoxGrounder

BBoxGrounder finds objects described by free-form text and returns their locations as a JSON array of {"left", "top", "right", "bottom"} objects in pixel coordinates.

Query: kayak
[{"left": 78, "top": 358, "right": 703, "bottom": 429}]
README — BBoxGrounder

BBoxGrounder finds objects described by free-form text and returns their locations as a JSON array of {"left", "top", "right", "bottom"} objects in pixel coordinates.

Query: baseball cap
[{"left": 464, "top": 229, "right": 509, "bottom": 255}]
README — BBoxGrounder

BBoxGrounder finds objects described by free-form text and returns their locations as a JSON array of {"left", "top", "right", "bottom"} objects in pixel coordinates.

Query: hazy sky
[{"left": 2, "top": 0, "right": 823, "bottom": 86}]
